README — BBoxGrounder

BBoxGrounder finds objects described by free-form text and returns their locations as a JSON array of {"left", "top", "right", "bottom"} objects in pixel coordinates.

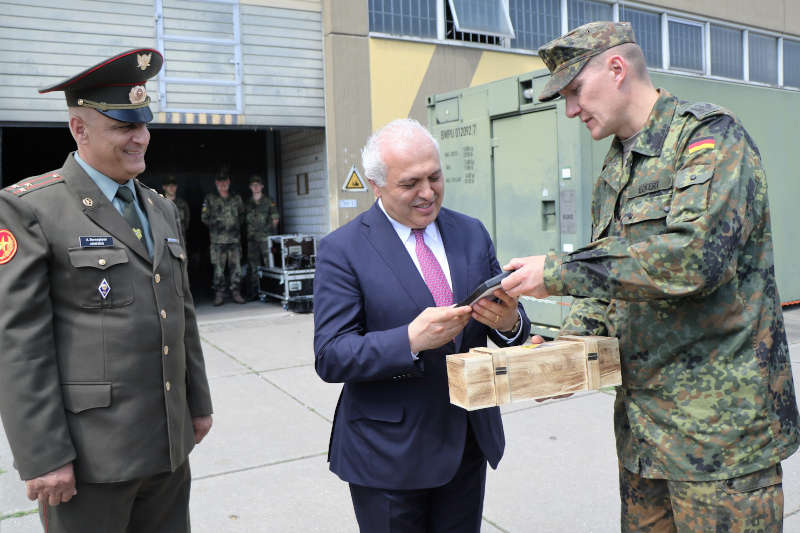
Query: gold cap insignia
[
  {"left": 137, "top": 53, "right": 152, "bottom": 71},
  {"left": 82, "top": 197, "right": 94, "bottom": 207},
  {"left": 129, "top": 85, "right": 147, "bottom": 105}
]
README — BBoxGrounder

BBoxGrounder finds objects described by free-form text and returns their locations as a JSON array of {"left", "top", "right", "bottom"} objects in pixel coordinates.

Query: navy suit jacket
[{"left": 314, "top": 202, "right": 531, "bottom": 490}]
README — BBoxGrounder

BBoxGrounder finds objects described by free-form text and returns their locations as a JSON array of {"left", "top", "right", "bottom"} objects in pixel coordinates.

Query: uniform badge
[
  {"left": 98, "top": 278, "right": 111, "bottom": 299},
  {"left": 688, "top": 136, "right": 715, "bottom": 155},
  {"left": 82, "top": 197, "right": 94, "bottom": 207},
  {"left": 137, "top": 53, "right": 152, "bottom": 71},
  {"left": 129, "top": 85, "right": 147, "bottom": 105},
  {"left": 0, "top": 229, "right": 18, "bottom": 265},
  {"left": 133, "top": 228, "right": 143, "bottom": 240}
]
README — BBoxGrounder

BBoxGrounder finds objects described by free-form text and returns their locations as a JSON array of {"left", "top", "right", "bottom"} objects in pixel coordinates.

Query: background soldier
[
  {"left": 244, "top": 174, "right": 279, "bottom": 299},
  {"left": 502, "top": 22, "right": 798, "bottom": 531},
  {"left": 163, "top": 175, "right": 189, "bottom": 242},
  {"left": 201, "top": 172, "right": 245, "bottom": 305},
  {"left": 0, "top": 48, "right": 213, "bottom": 533}
]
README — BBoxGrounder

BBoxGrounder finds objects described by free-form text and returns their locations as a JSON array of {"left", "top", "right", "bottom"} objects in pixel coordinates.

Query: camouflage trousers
[
  {"left": 210, "top": 243, "right": 242, "bottom": 292},
  {"left": 247, "top": 239, "right": 270, "bottom": 297},
  {"left": 620, "top": 462, "right": 783, "bottom": 532}
]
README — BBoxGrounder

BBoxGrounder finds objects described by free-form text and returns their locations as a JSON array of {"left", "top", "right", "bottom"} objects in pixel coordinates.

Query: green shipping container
[{"left": 428, "top": 69, "right": 800, "bottom": 337}]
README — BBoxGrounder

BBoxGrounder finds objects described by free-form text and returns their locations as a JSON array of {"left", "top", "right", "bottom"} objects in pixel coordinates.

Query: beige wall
[{"left": 647, "top": 0, "right": 800, "bottom": 34}]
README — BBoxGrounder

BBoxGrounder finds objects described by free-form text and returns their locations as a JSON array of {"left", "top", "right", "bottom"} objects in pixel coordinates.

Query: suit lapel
[
  {"left": 438, "top": 208, "right": 470, "bottom": 351},
  {"left": 362, "top": 202, "right": 434, "bottom": 311},
  {"left": 60, "top": 154, "right": 150, "bottom": 262},
  {"left": 137, "top": 181, "right": 166, "bottom": 266}
]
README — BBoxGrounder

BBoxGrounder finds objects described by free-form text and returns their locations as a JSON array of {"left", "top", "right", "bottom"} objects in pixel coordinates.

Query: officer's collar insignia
[
  {"left": 137, "top": 53, "right": 152, "bottom": 71},
  {"left": 133, "top": 228, "right": 143, "bottom": 240},
  {"left": 0, "top": 229, "right": 18, "bottom": 265},
  {"left": 82, "top": 197, "right": 94, "bottom": 207},
  {"left": 98, "top": 278, "right": 111, "bottom": 299},
  {"left": 129, "top": 85, "right": 147, "bottom": 105}
]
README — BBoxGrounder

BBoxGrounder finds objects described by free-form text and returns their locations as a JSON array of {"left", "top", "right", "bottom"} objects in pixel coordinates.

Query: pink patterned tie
[{"left": 413, "top": 229, "right": 453, "bottom": 307}]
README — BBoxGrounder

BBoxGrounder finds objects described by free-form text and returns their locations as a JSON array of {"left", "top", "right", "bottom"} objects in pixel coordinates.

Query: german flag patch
[{"left": 688, "top": 136, "right": 715, "bottom": 155}]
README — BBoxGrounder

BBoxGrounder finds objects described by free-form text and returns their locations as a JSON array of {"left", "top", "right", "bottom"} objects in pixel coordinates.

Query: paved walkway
[{"left": 2, "top": 303, "right": 800, "bottom": 532}]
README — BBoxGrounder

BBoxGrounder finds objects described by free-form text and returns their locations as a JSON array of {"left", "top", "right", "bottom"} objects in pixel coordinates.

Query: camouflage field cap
[
  {"left": 248, "top": 174, "right": 263, "bottom": 185},
  {"left": 39, "top": 48, "right": 163, "bottom": 123},
  {"left": 537, "top": 21, "right": 635, "bottom": 102},
  {"left": 163, "top": 175, "right": 177, "bottom": 186}
]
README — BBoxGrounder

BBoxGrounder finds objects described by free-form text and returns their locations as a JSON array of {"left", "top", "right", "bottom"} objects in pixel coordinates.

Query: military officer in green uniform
[
  {"left": 163, "top": 175, "right": 190, "bottom": 241},
  {"left": 244, "top": 173, "right": 279, "bottom": 299},
  {"left": 0, "top": 49, "right": 213, "bottom": 533},
  {"left": 201, "top": 172, "right": 245, "bottom": 305},
  {"left": 501, "top": 22, "right": 799, "bottom": 531}
]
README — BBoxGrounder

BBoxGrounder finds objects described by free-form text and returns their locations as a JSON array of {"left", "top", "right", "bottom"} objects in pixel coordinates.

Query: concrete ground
[{"left": 2, "top": 304, "right": 800, "bottom": 532}]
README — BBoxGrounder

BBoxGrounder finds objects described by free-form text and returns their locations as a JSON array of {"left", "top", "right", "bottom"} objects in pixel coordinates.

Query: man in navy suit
[{"left": 314, "top": 119, "right": 531, "bottom": 532}]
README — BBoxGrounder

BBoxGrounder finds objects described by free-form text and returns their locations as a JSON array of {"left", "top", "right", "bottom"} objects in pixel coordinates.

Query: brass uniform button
[
  {"left": 160, "top": 309, "right": 167, "bottom": 319},
  {"left": 154, "top": 273, "right": 161, "bottom": 283},
  {"left": 165, "top": 381, "right": 171, "bottom": 392},
  {"left": 163, "top": 345, "right": 169, "bottom": 355},
  {"left": 98, "top": 258, "right": 106, "bottom": 266}
]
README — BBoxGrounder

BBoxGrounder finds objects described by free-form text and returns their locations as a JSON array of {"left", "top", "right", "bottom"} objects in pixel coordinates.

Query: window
[
  {"left": 784, "top": 39, "right": 800, "bottom": 87},
  {"left": 368, "top": 0, "right": 437, "bottom": 38},
  {"left": 668, "top": 19, "right": 703, "bottom": 73},
  {"left": 749, "top": 33, "right": 778, "bottom": 84},
  {"left": 568, "top": 0, "right": 613, "bottom": 30},
  {"left": 710, "top": 25, "right": 743, "bottom": 79},
  {"left": 508, "top": 0, "right": 561, "bottom": 50},
  {"left": 618, "top": 7, "right": 662, "bottom": 68},
  {"left": 448, "top": 0, "right": 514, "bottom": 38},
  {"left": 445, "top": 1, "right": 503, "bottom": 45}
]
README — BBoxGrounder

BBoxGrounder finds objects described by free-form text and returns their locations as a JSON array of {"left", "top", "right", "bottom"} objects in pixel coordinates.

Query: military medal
[
  {"left": 98, "top": 278, "right": 111, "bottom": 299},
  {"left": 0, "top": 229, "right": 18, "bottom": 265}
]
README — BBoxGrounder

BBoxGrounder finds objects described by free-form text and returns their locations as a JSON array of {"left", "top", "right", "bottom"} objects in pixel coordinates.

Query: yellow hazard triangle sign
[{"left": 342, "top": 166, "right": 367, "bottom": 192}]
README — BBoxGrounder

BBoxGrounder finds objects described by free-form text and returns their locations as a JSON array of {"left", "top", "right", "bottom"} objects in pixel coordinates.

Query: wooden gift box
[{"left": 446, "top": 335, "right": 621, "bottom": 411}]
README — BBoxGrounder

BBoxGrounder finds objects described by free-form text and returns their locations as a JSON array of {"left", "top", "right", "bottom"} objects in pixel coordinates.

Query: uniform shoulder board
[
  {"left": 678, "top": 101, "right": 731, "bottom": 120},
  {"left": 3, "top": 171, "right": 64, "bottom": 197}
]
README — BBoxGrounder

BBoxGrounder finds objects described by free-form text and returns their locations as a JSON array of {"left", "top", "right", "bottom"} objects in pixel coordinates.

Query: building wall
[
  {"left": 280, "top": 128, "right": 328, "bottom": 237},
  {"left": 653, "top": 0, "right": 800, "bottom": 34},
  {"left": 0, "top": 0, "right": 324, "bottom": 128}
]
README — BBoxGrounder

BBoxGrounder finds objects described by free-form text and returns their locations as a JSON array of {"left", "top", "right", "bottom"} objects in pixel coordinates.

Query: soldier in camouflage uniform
[
  {"left": 501, "top": 21, "right": 799, "bottom": 531},
  {"left": 244, "top": 174, "right": 280, "bottom": 299},
  {"left": 201, "top": 173, "right": 245, "bottom": 305},
  {"left": 163, "top": 175, "right": 190, "bottom": 242}
]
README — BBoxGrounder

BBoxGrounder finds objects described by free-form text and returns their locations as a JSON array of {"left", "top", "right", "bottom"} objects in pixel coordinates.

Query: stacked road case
[{"left": 257, "top": 234, "right": 316, "bottom": 312}]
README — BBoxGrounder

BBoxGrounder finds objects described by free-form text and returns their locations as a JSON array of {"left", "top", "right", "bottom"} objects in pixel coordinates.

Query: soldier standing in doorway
[
  {"left": 163, "top": 175, "right": 190, "bottom": 242},
  {"left": 244, "top": 174, "right": 280, "bottom": 300},
  {"left": 201, "top": 171, "right": 245, "bottom": 305}
]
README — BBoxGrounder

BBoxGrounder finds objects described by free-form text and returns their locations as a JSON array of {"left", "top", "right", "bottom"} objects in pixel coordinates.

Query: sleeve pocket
[
  {"left": 668, "top": 164, "right": 714, "bottom": 224},
  {"left": 61, "top": 383, "right": 112, "bottom": 414}
]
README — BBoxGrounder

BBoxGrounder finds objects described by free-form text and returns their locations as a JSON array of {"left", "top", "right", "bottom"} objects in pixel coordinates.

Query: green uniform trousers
[
  {"left": 38, "top": 460, "right": 191, "bottom": 533},
  {"left": 246, "top": 239, "right": 270, "bottom": 298},
  {"left": 210, "top": 242, "right": 242, "bottom": 292},
  {"left": 620, "top": 462, "right": 783, "bottom": 532}
]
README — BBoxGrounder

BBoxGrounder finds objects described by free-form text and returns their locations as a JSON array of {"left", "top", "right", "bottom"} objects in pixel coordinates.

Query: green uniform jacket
[
  {"left": 173, "top": 196, "right": 190, "bottom": 235},
  {"left": 544, "top": 90, "right": 799, "bottom": 481},
  {"left": 201, "top": 192, "right": 244, "bottom": 244},
  {"left": 0, "top": 154, "right": 213, "bottom": 483},
  {"left": 245, "top": 196, "right": 279, "bottom": 241}
]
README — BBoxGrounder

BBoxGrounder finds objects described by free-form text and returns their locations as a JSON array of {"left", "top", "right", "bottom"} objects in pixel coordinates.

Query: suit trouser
[
  {"left": 38, "top": 460, "right": 191, "bottom": 533},
  {"left": 348, "top": 423, "right": 487, "bottom": 533}
]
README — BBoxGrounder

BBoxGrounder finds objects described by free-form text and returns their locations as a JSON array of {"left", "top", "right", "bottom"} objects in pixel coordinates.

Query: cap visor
[{"left": 99, "top": 106, "right": 153, "bottom": 123}]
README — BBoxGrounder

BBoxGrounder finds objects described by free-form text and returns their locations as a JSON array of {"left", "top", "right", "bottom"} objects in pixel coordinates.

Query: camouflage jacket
[
  {"left": 171, "top": 196, "right": 190, "bottom": 235},
  {"left": 245, "top": 195, "right": 279, "bottom": 241},
  {"left": 543, "top": 90, "right": 799, "bottom": 481},
  {"left": 201, "top": 192, "right": 243, "bottom": 244}
]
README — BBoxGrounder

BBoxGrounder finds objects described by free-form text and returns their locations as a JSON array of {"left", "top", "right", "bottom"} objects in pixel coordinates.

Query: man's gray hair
[{"left": 361, "top": 118, "right": 440, "bottom": 186}]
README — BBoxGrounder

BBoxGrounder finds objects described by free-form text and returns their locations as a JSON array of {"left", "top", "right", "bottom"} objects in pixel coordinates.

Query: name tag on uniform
[
  {"left": 166, "top": 237, "right": 179, "bottom": 244},
  {"left": 79, "top": 236, "right": 114, "bottom": 248}
]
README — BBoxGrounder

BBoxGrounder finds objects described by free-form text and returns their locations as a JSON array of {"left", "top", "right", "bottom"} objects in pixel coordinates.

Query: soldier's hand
[
  {"left": 192, "top": 415, "right": 213, "bottom": 444},
  {"left": 25, "top": 462, "right": 77, "bottom": 506},
  {"left": 501, "top": 256, "right": 549, "bottom": 299},
  {"left": 408, "top": 306, "right": 472, "bottom": 353}
]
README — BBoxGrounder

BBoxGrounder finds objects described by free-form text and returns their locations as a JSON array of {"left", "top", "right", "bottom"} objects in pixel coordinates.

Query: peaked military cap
[
  {"left": 537, "top": 21, "right": 636, "bottom": 102},
  {"left": 39, "top": 48, "right": 163, "bottom": 123}
]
